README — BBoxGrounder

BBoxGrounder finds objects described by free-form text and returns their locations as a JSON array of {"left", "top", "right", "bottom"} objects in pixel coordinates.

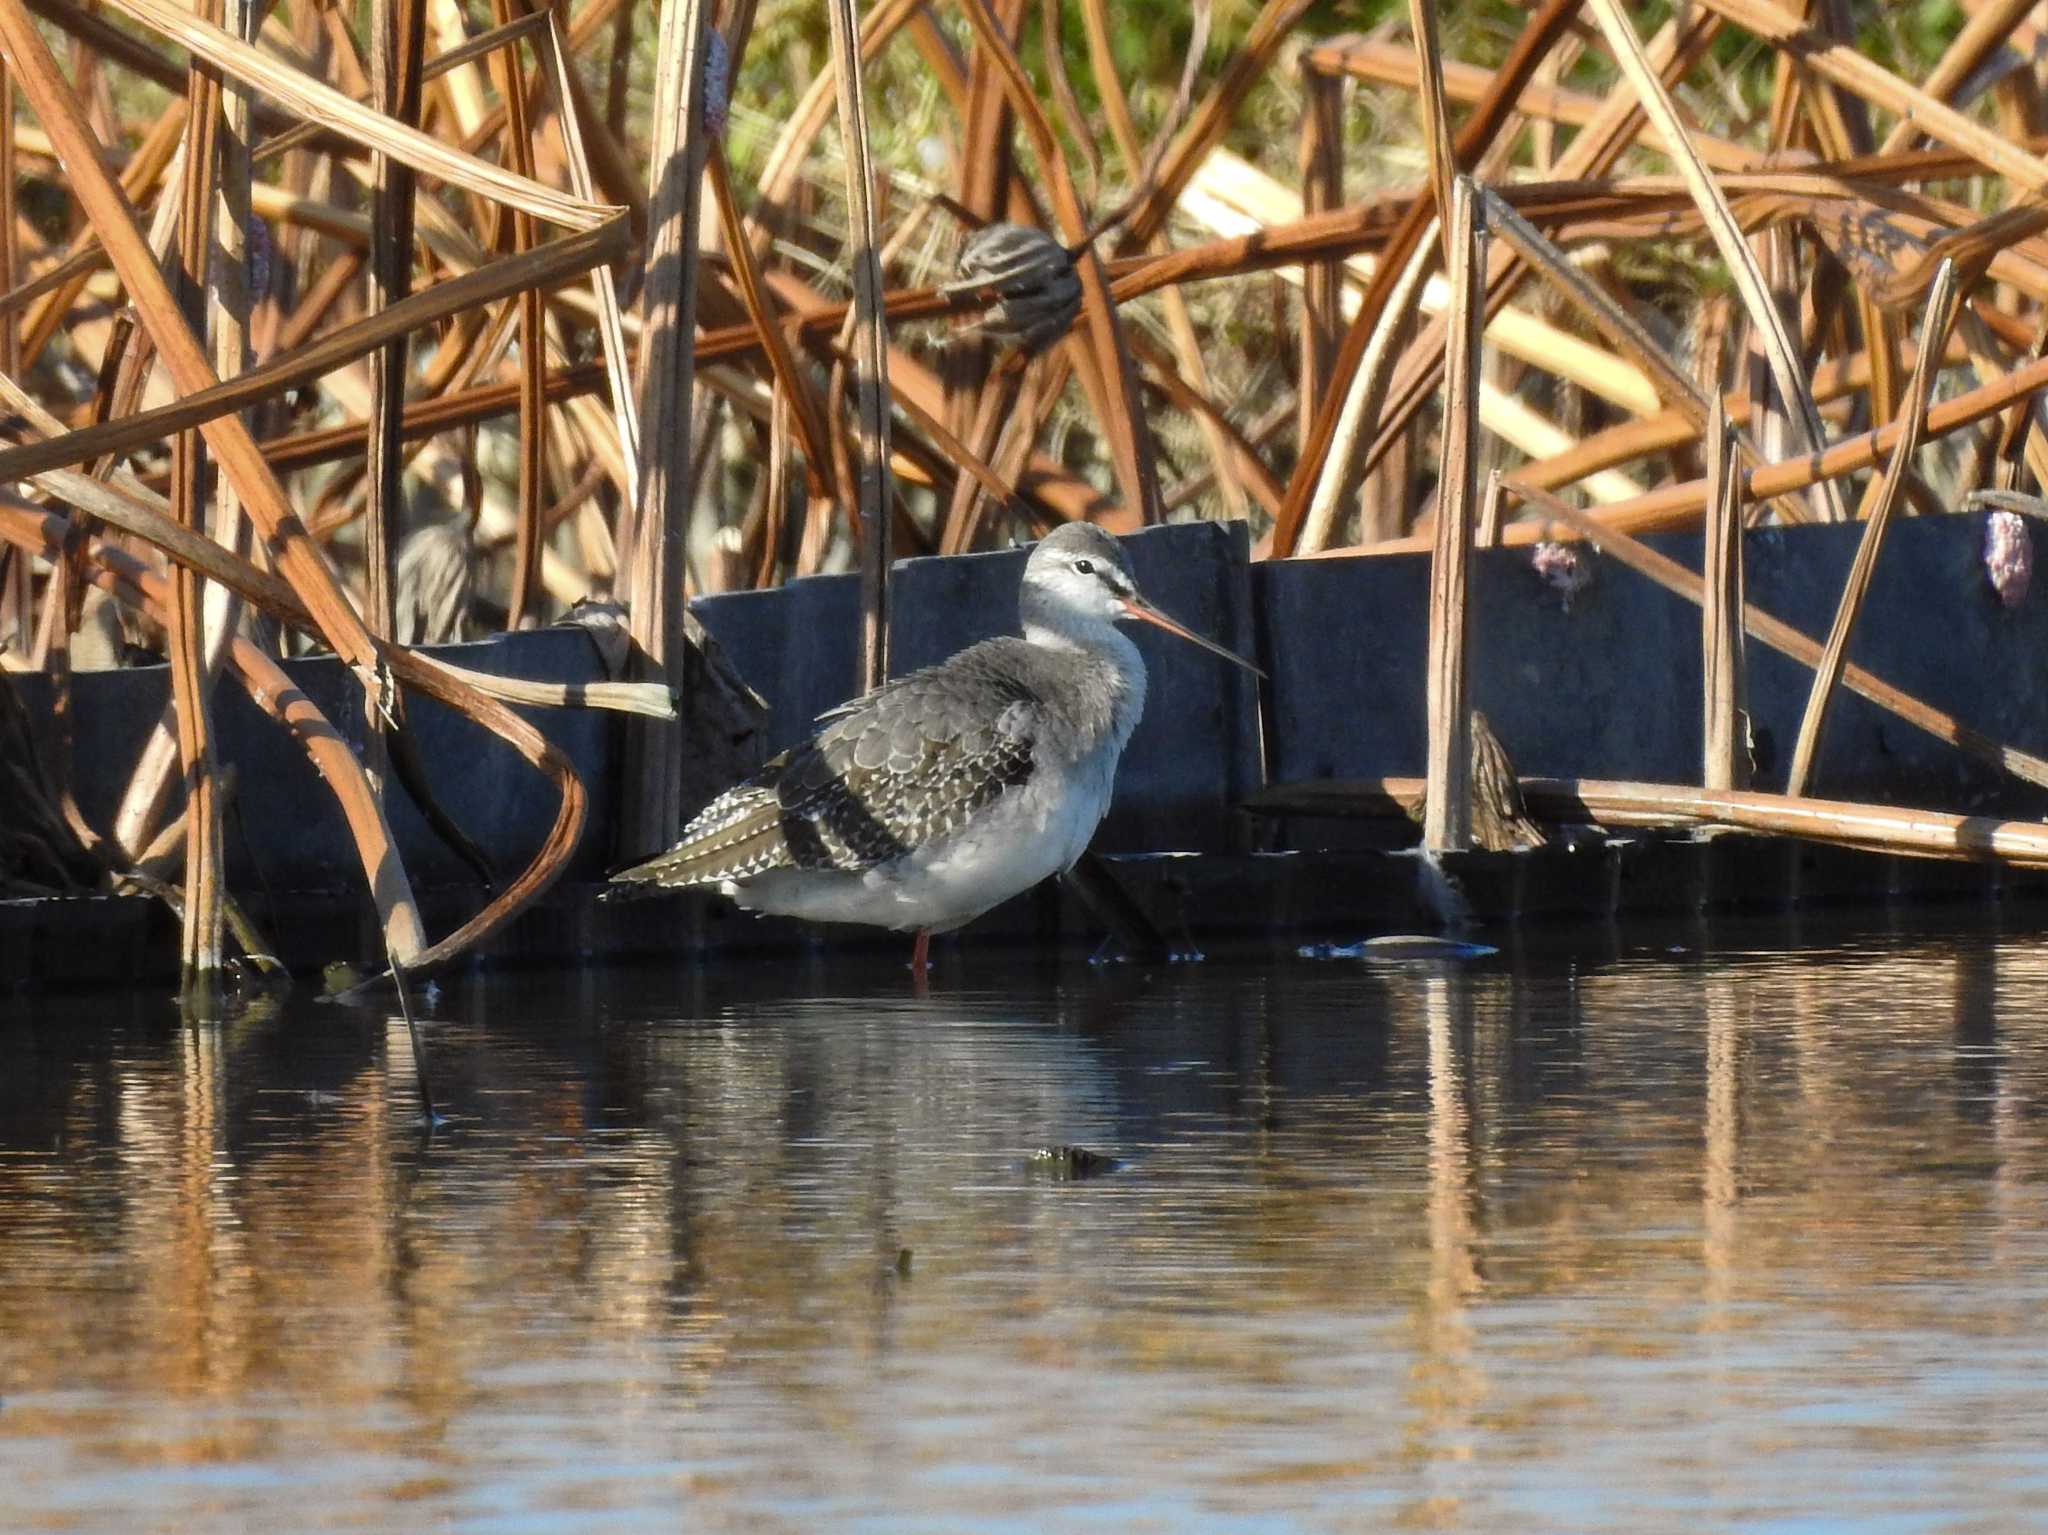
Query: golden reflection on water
[
  {"left": 1412, "top": 974, "right": 1481, "bottom": 1509},
  {"left": 4, "top": 926, "right": 2048, "bottom": 1530},
  {"left": 1701, "top": 972, "right": 1740, "bottom": 1314}
]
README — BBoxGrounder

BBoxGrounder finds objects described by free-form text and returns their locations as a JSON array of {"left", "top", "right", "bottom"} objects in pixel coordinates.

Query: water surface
[{"left": 4, "top": 918, "right": 2046, "bottom": 1531}]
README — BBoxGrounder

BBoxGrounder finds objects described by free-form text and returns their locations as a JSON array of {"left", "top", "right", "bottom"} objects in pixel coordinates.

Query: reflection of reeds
[
  {"left": 1701, "top": 974, "right": 1740, "bottom": 1311},
  {"left": 8, "top": 949, "right": 2048, "bottom": 1502},
  {"left": 5, "top": 2, "right": 2048, "bottom": 980}
]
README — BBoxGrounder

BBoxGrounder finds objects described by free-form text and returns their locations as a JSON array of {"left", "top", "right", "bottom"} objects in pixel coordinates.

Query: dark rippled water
[{"left": 4, "top": 917, "right": 2048, "bottom": 1532}]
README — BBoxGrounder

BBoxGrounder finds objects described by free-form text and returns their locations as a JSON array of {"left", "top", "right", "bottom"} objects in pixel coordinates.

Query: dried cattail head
[
  {"left": 942, "top": 223, "right": 1083, "bottom": 355},
  {"left": 1530, "top": 541, "right": 1591, "bottom": 607},
  {"left": 394, "top": 522, "right": 475, "bottom": 647},
  {"left": 1985, "top": 509, "right": 2033, "bottom": 609},
  {"left": 700, "top": 30, "right": 730, "bottom": 139}
]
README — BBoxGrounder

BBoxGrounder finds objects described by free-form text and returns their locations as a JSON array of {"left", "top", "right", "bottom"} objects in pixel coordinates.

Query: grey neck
[{"left": 1020, "top": 603, "right": 1147, "bottom": 757}]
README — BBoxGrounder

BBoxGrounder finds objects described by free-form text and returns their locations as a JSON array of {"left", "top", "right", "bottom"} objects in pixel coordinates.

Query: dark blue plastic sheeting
[{"left": 1255, "top": 515, "right": 2048, "bottom": 824}]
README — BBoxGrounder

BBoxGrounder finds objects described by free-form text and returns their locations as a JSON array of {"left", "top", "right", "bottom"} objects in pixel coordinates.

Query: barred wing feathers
[{"left": 612, "top": 642, "right": 1044, "bottom": 891}]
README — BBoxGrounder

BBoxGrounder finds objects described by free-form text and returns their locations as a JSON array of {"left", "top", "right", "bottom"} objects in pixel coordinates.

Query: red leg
[{"left": 911, "top": 928, "right": 931, "bottom": 974}]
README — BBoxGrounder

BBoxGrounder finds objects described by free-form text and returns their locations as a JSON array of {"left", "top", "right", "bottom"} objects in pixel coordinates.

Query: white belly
[{"left": 733, "top": 746, "right": 1119, "bottom": 933}]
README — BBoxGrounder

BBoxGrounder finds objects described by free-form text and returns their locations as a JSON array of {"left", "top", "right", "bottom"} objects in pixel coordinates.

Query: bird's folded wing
[{"left": 612, "top": 670, "right": 1040, "bottom": 889}]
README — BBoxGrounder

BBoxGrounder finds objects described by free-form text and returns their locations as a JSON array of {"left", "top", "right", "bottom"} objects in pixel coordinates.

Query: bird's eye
[{"left": 1074, "top": 558, "right": 1095, "bottom": 575}]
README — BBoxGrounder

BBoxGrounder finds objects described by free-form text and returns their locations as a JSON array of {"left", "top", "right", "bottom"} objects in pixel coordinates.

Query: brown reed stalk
[
  {"left": 955, "top": 0, "right": 1162, "bottom": 528},
  {"left": 1125, "top": 333, "right": 1286, "bottom": 515},
  {"left": 1304, "top": 37, "right": 1755, "bottom": 173},
  {"left": 1701, "top": 395, "right": 1748, "bottom": 793},
  {"left": 1352, "top": 10, "right": 1724, "bottom": 525},
  {"left": 205, "top": 0, "right": 255, "bottom": 682},
  {"left": 534, "top": 2, "right": 638, "bottom": 504},
  {"left": 1297, "top": 216, "right": 1437, "bottom": 555},
  {"left": 0, "top": 412, "right": 670, "bottom": 723},
  {"left": 364, "top": 0, "right": 427, "bottom": 652},
  {"left": 162, "top": 0, "right": 228, "bottom": 1003},
  {"left": 705, "top": 142, "right": 836, "bottom": 501},
  {"left": 1503, "top": 339, "right": 2048, "bottom": 542},
  {"left": 1118, "top": 0, "right": 1316, "bottom": 251},
  {"left": 104, "top": 0, "right": 609, "bottom": 230},
  {"left": 1474, "top": 468, "right": 1506, "bottom": 551},
  {"left": 1074, "top": 0, "right": 1240, "bottom": 518},
  {"left": 617, "top": 0, "right": 713, "bottom": 856},
  {"left": 1421, "top": 178, "right": 1483, "bottom": 854},
  {"left": 1786, "top": 259, "right": 1967, "bottom": 795},
  {"left": 255, "top": 362, "right": 609, "bottom": 476},
  {"left": 1296, "top": 66, "right": 1342, "bottom": 461},
  {"left": 1270, "top": 0, "right": 1583, "bottom": 556},
  {"left": 18, "top": 104, "right": 183, "bottom": 369},
  {"left": 1516, "top": 780, "right": 2048, "bottom": 869},
  {"left": 0, "top": 219, "right": 627, "bottom": 487},
  {"left": 752, "top": 0, "right": 925, "bottom": 253},
  {"left": 1703, "top": 0, "right": 2048, "bottom": 197},
  {"left": 1585, "top": 0, "right": 1849, "bottom": 526},
  {"left": 1261, "top": 773, "right": 2048, "bottom": 872},
  {"left": 829, "top": 0, "right": 895, "bottom": 689},
  {"left": 0, "top": 492, "right": 599, "bottom": 972},
  {"left": 492, "top": 0, "right": 548, "bottom": 632},
  {"left": 1404, "top": 0, "right": 1455, "bottom": 269},
  {"left": 942, "top": 0, "right": 1021, "bottom": 442}
]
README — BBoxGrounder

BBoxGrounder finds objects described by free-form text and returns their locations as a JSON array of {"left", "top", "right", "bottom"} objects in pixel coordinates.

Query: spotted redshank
[{"left": 610, "top": 523, "right": 1260, "bottom": 968}]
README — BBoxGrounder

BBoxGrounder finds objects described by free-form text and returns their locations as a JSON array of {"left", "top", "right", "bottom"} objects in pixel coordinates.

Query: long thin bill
[{"left": 1119, "top": 597, "right": 1266, "bottom": 678}]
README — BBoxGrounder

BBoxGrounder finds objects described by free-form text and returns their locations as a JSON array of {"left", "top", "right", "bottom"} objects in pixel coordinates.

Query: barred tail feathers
[{"left": 606, "top": 789, "right": 792, "bottom": 893}]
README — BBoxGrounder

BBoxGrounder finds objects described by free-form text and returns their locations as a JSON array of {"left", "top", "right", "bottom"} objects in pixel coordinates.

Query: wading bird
[{"left": 609, "top": 523, "right": 1261, "bottom": 969}]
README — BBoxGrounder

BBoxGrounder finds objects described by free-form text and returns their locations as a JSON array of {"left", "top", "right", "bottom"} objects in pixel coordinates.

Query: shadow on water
[{"left": 5, "top": 912, "right": 2048, "bottom": 1531}]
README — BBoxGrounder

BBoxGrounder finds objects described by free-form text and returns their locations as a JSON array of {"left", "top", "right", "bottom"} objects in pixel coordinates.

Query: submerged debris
[
  {"left": 1298, "top": 936, "right": 1499, "bottom": 961},
  {"left": 1025, "top": 1145, "right": 1119, "bottom": 1181}
]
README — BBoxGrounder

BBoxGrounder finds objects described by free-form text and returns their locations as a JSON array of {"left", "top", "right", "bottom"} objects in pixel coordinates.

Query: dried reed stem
[
  {"left": 1786, "top": 259, "right": 1966, "bottom": 795},
  {"left": 1701, "top": 395, "right": 1747, "bottom": 791},
  {"left": 1422, "top": 178, "right": 1483, "bottom": 854},
  {"left": 618, "top": 0, "right": 712, "bottom": 854},
  {"left": 169, "top": 0, "right": 226, "bottom": 1004},
  {"left": 1271, "top": 0, "right": 1582, "bottom": 555},
  {"left": 1585, "top": 0, "right": 1848, "bottom": 524},
  {"left": 365, "top": 0, "right": 426, "bottom": 646},
  {"left": 830, "top": 0, "right": 895, "bottom": 689}
]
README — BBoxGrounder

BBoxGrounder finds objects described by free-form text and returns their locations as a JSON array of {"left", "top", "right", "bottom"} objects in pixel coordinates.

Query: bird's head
[{"left": 1020, "top": 524, "right": 1262, "bottom": 676}]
